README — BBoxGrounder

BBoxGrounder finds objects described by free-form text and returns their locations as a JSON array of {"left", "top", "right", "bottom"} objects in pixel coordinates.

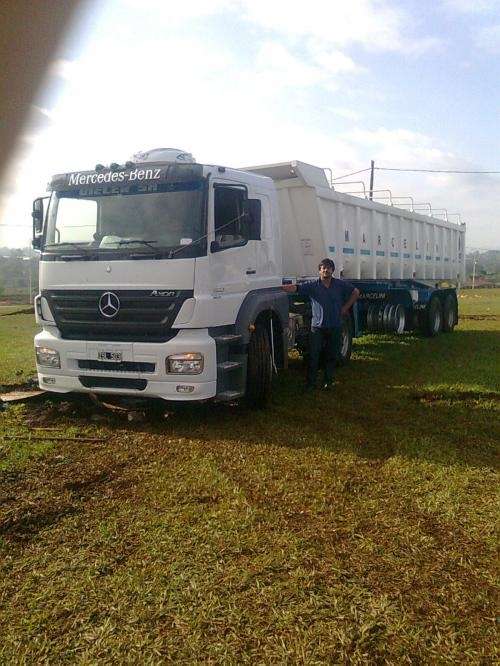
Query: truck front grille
[
  {"left": 78, "top": 360, "right": 155, "bottom": 373},
  {"left": 43, "top": 289, "right": 193, "bottom": 342},
  {"left": 78, "top": 376, "right": 147, "bottom": 391}
]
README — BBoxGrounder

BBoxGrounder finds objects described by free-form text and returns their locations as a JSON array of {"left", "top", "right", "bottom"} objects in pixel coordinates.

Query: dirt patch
[
  {"left": 0, "top": 506, "right": 79, "bottom": 543},
  {"left": 0, "top": 377, "right": 39, "bottom": 394},
  {"left": 0, "top": 308, "right": 34, "bottom": 317},
  {"left": 460, "top": 314, "right": 499, "bottom": 321},
  {"left": 413, "top": 390, "right": 500, "bottom": 405},
  {"left": 0, "top": 440, "right": 139, "bottom": 545}
]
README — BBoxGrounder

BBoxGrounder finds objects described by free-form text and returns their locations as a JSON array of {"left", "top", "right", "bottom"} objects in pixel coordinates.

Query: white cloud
[
  {"left": 307, "top": 43, "right": 361, "bottom": 75},
  {"left": 121, "top": 0, "right": 235, "bottom": 21},
  {"left": 240, "top": 0, "right": 403, "bottom": 50},
  {"left": 441, "top": 0, "right": 500, "bottom": 12},
  {"left": 255, "top": 42, "right": 325, "bottom": 88},
  {"left": 476, "top": 23, "right": 500, "bottom": 52},
  {"left": 330, "top": 107, "right": 363, "bottom": 121},
  {"left": 404, "top": 36, "right": 444, "bottom": 56},
  {"left": 238, "top": 0, "right": 441, "bottom": 55}
]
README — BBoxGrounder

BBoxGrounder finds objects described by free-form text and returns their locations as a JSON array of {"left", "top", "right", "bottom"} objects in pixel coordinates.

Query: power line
[
  {"left": 332, "top": 168, "right": 371, "bottom": 180},
  {"left": 375, "top": 167, "right": 500, "bottom": 174}
]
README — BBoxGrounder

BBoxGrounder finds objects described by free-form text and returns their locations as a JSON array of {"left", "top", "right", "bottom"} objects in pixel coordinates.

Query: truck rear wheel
[
  {"left": 245, "top": 325, "right": 272, "bottom": 409},
  {"left": 422, "top": 296, "right": 443, "bottom": 337},
  {"left": 442, "top": 294, "right": 458, "bottom": 333}
]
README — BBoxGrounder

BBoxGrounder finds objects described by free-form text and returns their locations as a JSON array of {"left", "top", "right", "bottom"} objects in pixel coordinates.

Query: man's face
[{"left": 319, "top": 264, "right": 333, "bottom": 279}]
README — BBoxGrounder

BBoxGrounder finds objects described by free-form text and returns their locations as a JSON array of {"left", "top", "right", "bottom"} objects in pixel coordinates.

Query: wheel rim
[
  {"left": 341, "top": 325, "right": 350, "bottom": 357},
  {"left": 394, "top": 305, "right": 406, "bottom": 334},
  {"left": 432, "top": 307, "right": 442, "bottom": 333}
]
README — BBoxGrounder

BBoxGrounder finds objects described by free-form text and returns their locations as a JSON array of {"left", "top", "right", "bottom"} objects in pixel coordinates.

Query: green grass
[
  {"left": 0, "top": 312, "right": 39, "bottom": 388},
  {"left": 0, "top": 290, "right": 498, "bottom": 663}
]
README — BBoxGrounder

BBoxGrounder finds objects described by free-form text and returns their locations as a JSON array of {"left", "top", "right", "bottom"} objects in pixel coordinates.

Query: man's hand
[
  {"left": 282, "top": 284, "right": 297, "bottom": 293},
  {"left": 341, "top": 287, "right": 360, "bottom": 317}
]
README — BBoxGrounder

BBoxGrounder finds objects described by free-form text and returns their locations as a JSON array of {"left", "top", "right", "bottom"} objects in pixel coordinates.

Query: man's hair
[{"left": 318, "top": 258, "right": 335, "bottom": 271}]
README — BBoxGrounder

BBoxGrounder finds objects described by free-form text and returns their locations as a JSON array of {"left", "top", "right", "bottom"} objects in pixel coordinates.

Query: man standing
[{"left": 283, "top": 258, "right": 359, "bottom": 390}]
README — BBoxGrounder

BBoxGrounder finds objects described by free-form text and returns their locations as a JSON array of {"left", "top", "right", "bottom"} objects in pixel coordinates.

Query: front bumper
[{"left": 34, "top": 328, "right": 217, "bottom": 401}]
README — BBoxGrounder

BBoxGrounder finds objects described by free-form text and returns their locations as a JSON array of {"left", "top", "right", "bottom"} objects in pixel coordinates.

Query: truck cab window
[
  {"left": 50, "top": 198, "right": 98, "bottom": 244},
  {"left": 214, "top": 186, "right": 248, "bottom": 250}
]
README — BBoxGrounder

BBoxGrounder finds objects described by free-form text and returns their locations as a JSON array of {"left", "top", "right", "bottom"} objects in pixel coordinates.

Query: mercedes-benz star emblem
[{"left": 99, "top": 292, "right": 120, "bottom": 318}]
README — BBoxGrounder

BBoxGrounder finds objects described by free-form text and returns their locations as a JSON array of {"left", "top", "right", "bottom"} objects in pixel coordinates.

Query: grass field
[
  {"left": 0, "top": 290, "right": 498, "bottom": 662},
  {"left": 0, "top": 306, "right": 38, "bottom": 388}
]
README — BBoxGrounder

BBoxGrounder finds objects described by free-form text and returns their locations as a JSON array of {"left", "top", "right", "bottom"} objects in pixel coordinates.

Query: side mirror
[
  {"left": 210, "top": 240, "right": 221, "bottom": 253},
  {"left": 32, "top": 197, "right": 46, "bottom": 249},
  {"left": 247, "top": 199, "right": 261, "bottom": 240}
]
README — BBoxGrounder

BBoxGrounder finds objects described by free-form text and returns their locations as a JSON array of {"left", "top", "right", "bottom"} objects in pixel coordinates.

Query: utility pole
[{"left": 369, "top": 160, "right": 375, "bottom": 201}]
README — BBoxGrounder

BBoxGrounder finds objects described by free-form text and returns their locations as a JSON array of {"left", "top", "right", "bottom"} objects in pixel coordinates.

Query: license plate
[{"left": 97, "top": 351, "right": 123, "bottom": 362}]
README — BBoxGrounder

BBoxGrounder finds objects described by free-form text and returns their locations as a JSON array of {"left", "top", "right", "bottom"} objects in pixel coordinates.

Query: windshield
[{"left": 44, "top": 180, "right": 206, "bottom": 258}]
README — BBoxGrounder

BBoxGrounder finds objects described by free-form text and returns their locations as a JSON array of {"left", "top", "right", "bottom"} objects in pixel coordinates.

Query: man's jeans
[{"left": 307, "top": 326, "right": 342, "bottom": 388}]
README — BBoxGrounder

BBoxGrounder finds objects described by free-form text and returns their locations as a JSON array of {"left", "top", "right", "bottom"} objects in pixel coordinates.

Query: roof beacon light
[{"left": 131, "top": 148, "right": 195, "bottom": 164}]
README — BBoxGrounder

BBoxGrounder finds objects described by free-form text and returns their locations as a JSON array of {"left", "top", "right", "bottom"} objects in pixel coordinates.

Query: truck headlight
[
  {"left": 36, "top": 346, "right": 61, "bottom": 368},
  {"left": 166, "top": 352, "right": 203, "bottom": 375}
]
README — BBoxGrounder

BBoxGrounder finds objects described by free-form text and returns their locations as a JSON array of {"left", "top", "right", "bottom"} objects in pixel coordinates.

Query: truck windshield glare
[{"left": 44, "top": 180, "right": 205, "bottom": 257}]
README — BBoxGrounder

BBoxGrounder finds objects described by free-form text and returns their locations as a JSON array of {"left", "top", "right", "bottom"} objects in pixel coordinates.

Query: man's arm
[
  {"left": 341, "top": 287, "right": 360, "bottom": 317},
  {"left": 283, "top": 281, "right": 314, "bottom": 295}
]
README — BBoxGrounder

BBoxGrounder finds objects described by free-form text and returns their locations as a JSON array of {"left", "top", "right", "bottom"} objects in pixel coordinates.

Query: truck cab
[{"left": 32, "top": 149, "right": 289, "bottom": 406}]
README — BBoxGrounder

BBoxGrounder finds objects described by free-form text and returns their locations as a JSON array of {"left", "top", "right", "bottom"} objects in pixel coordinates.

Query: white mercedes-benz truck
[{"left": 32, "top": 148, "right": 465, "bottom": 407}]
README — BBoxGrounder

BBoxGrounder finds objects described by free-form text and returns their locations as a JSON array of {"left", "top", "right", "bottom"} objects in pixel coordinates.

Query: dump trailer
[{"left": 32, "top": 149, "right": 465, "bottom": 407}]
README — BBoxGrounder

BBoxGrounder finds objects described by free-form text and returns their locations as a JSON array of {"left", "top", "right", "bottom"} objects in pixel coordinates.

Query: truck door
[{"left": 209, "top": 183, "right": 257, "bottom": 303}]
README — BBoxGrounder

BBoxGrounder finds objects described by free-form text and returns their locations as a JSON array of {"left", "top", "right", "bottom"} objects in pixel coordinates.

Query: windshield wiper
[{"left": 117, "top": 239, "right": 159, "bottom": 250}]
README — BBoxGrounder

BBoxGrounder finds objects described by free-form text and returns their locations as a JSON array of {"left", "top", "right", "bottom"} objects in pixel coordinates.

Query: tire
[
  {"left": 245, "top": 325, "right": 272, "bottom": 409},
  {"left": 422, "top": 296, "right": 443, "bottom": 337},
  {"left": 337, "top": 317, "right": 353, "bottom": 365},
  {"left": 442, "top": 294, "right": 458, "bottom": 333},
  {"left": 392, "top": 304, "right": 406, "bottom": 334}
]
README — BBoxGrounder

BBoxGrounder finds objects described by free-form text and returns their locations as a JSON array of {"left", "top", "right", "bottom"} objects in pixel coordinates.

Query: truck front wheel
[{"left": 245, "top": 325, "right": 272, "bottom": 409}]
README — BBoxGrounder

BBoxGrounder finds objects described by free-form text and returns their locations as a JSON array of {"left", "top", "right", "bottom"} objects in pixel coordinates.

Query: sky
[{"left": 1, "top": 0, "right": 499, "bottom": 250}]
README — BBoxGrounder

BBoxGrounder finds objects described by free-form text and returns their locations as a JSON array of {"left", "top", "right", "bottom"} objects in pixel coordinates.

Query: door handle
[{"left": 246, "top": 269, "right": 256, "bottom": 275}]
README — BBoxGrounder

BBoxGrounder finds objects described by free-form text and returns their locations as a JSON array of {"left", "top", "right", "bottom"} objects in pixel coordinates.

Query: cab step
[
  {"left": 214, "top": 334, "right": 243, "bottom": 345},
  {"left": 216, "top": 390, "right": 244, "bottom": 402},
  {"left": 217, "top": 360, "right": 243, "bottom": 372}
]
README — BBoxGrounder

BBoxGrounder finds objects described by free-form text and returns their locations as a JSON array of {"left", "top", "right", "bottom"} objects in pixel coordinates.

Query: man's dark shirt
[{"left": 297, "top": 278, "right": 355, "bottom": 329}]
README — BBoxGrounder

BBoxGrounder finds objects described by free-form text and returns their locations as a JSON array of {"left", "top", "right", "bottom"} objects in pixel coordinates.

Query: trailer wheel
[
  {"left": 442, "top": 294, "right": 458, "bottom": 333},
  {"left": 245, "top": 325, "right": 272, "bottom": 409},
  {"left": 337, "top": 317, "right": 353, "bottom": 365},
  {"left": 422, "top": 296, "right": 443, "bottom": 337}
]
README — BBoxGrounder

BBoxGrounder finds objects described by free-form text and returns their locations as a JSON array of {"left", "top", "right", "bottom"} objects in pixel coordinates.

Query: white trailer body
[{"left": 247, "top": 161, "right": 466, "bottom": 283}]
